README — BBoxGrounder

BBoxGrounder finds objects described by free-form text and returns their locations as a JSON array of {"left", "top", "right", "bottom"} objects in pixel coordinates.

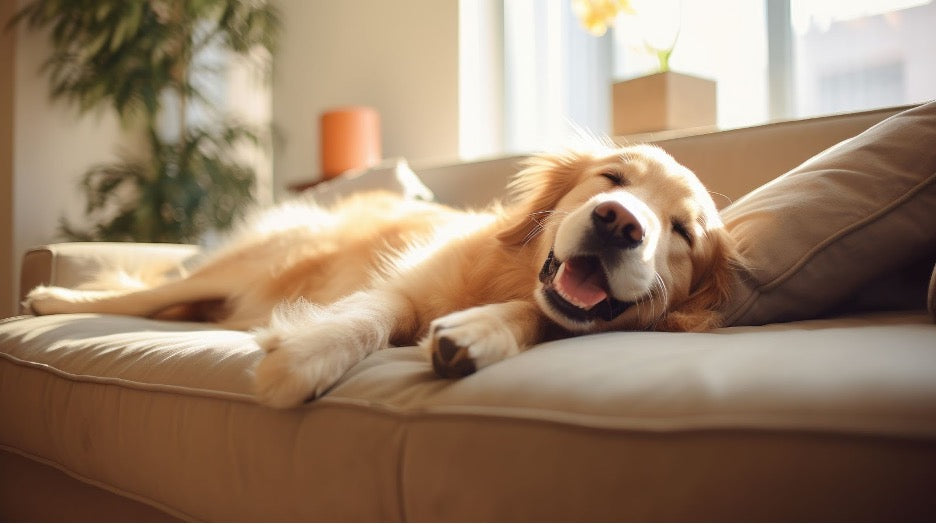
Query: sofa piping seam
[
  {"left": 0, "top": 444, "right": 197, "bottom": 522},
  {"left": 0, "top": 350, "right": 255, "bottom": 404},
  {"left": 760, "top": 170, "right": 936, "bottom": 292}
]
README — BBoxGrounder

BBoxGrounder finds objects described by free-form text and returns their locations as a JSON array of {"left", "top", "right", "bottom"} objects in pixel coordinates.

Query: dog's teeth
[
  {"left": 553, "top": 259, "right": 608, "bottom": 311},
  {"left": 555, "top": 263, "right": 589, "bottom": 309},
  {"left": 557, "top": 287, "right": 590, "bottom": 309},
  {"left": 555, "top": 262, "right": 567, "bottom": 282}
]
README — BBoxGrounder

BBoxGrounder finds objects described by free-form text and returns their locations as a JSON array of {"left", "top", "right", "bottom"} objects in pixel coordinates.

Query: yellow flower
[{"left": 572, "top": 0, "right": 634, "bottom": 36}]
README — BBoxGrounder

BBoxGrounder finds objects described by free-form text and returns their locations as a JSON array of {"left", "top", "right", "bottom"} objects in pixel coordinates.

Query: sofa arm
[
  {"left": 929, "top": 262, "right": 936, "bottom": 322},
  {"left": 19, "top": 242, "right": 202, "bottom": 313}
]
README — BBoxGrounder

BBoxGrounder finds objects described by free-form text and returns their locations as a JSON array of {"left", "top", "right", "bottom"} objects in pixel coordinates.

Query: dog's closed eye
[
  {"left": 600, "top": 172, "right": 627, "bottom": 186},
  {"left": 672, "top": 220, "right": 694, "bottom": 247}
]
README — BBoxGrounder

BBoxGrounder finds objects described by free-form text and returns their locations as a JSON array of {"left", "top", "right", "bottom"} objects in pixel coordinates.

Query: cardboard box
[{"left": 612, "top": 71, "right": 717, "bottom": 135}]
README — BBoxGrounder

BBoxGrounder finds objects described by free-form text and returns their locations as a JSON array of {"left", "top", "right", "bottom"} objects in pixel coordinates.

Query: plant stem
[
  {"left": 174, "top": 0, "right": 190, "bottom": 145},
  {"left": 178, "top": 83, "right": 188, "bottom": 146},
  {"left": 657, "top": 47, "right": 672, "bottom": 73}
]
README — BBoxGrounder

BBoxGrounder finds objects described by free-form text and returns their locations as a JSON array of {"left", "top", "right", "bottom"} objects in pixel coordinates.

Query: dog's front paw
[
  {"left": 421, "top": 307, "right": 521, "bottom": 379},
  {"left": 251, "top": 325, "right": 359, "bottom": 408}
]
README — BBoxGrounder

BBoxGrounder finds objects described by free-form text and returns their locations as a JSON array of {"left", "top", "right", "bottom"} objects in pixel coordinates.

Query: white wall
[
  {"left": 1, "top": 2, "right": 15, "bottom": 317},
  {"left": 11, "top": 12, "right": 132, "bottom": 312},
  {"left": 271, "top": 0, "right": 460, "bottom": 196}
]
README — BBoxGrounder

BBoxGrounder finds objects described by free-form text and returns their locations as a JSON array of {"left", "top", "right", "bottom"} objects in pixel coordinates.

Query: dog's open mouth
[{"left": 539, "top": 250, "right": 634, "bottom": 323}]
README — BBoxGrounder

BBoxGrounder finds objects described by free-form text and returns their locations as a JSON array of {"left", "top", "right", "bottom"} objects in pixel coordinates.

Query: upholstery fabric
[
  {"left": 0, "top": 449, "right": 180, "bottom": 522},
  {"left": 720, "top": 101, "right": 936, "bottom": 326},
  {"left": 929, "top": 262, "right": 936, "bottom": 321},
  {"left": 2, "top": 312, "right": 935, "bottom": 521}
]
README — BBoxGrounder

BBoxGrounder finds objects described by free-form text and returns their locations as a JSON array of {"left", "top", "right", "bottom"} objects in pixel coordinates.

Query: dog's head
[{"left": 499, "top": 144, "right": 740, "bottom": 333}]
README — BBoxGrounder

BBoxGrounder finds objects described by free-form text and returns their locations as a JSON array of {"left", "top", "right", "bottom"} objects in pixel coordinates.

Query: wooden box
[{"left": 612, "top": 71, "right": 717, "bottom": 136}]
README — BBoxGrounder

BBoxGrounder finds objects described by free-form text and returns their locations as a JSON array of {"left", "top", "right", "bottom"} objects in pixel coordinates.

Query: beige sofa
[{"left": 2, "top": 105, "right": 935, "bottom": 521}]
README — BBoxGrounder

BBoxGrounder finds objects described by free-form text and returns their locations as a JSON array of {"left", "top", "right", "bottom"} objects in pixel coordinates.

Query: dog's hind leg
[
  {"left": 24, "top": 271, "right": 230, "bottom": 319},
  {"left": 252, "top": 288, "right": 419, "bottom": 408}
]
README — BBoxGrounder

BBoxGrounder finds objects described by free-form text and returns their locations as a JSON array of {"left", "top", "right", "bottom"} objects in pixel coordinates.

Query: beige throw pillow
[
  {"left": 720, "top": 101, "right": 936, "bottom": 326},
  {"left": 304, "top": 157, "right": 435, "bottom": 206}
]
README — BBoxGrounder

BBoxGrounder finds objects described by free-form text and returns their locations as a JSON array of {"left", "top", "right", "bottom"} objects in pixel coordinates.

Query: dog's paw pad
[{"left": 431, "top": 336, "right": 477, "bottom": 378}]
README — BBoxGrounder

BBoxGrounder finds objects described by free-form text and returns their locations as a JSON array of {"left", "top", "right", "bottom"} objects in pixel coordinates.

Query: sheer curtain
[
  {"left": 503, "top": 0, "right": 613, "bottom": 152},
  {"left": 459, "top": 0, "right": 613, "bottom": 158}
]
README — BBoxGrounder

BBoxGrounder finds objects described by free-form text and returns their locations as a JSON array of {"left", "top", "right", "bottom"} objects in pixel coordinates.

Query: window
[
  {"left": 459, "top": 0, "right": 936, "bottom": 158},
  {"left": 790, "top": 0, "right": 935, "bottom": 118},
  {"left": 612, "top": 0, "right": 769, "bottom": 129}
]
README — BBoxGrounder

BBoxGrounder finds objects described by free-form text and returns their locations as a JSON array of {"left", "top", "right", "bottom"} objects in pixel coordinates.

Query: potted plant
[
  {"left": 9, "top": 0, "right": 279, "bottom": 242},
  {"left": 573, "top": 0, "right": 716, "bottom": 136}
]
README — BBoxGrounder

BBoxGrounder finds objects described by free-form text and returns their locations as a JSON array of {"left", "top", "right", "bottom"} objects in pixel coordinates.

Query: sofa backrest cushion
[
  {"left": 720, "top": 101, "right": 936, "bottom": 326},
  {"left": 653, "top": 106, "right": 906, "bottom": 205}
]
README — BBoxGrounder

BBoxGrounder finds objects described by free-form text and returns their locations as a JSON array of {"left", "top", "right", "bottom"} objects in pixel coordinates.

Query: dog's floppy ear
[
  {"left": 497, "top": 153, "right": 583, "bottom": 246},
  {"left": 658, "top": 227, "right": 743, "bottom": 332}
]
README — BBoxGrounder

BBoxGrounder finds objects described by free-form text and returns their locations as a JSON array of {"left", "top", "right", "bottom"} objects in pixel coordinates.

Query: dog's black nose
[{"left": 591, "top": 201, "right": 644, "bottom": 249}]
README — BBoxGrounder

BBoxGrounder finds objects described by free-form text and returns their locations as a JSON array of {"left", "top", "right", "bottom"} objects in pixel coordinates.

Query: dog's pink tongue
[{"left": 554, "top": 258, "right": 608, "bottom": 310}]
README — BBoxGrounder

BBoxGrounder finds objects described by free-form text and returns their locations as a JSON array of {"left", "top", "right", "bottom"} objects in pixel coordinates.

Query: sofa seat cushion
[{"left": 2, "top": 312, "right": 936, "bottom": 521}]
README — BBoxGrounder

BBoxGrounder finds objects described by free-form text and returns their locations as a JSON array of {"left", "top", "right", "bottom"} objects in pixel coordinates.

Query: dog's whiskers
[
  {"left": 520, "top": 211, "right": 568, "bottom": 248},
  {"left": 521, "top": 226, "right": 545, "bottom": 247},
  {"left": 708, "top": 190, "right": 733, "bottom": 207},
  {"left": 641, "top": 273, "right": 668, "bottom": 328},
  {"left": 653, "top": 272, "right": 669, "bottom": 307}
]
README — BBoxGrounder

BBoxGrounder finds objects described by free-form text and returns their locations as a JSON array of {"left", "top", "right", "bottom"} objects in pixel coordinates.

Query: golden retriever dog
[{"left": 25, "top": 144, "right": 740, "bottom": 408}]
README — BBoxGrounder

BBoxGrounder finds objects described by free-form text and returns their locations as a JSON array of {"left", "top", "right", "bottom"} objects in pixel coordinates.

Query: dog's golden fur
[{"left": 26, "top": 144, "right": 741, "bottom": 408}]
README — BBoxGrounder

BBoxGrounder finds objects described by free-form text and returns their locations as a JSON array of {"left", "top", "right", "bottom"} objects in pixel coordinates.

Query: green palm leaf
[{"left": 10, "top": 0, "right": 280, "bottom": 243}]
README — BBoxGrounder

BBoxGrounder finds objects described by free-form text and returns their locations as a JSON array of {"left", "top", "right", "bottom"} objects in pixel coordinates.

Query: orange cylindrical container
[{"left": 320, "top": 106, "right": 381, "bottom": 179}]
